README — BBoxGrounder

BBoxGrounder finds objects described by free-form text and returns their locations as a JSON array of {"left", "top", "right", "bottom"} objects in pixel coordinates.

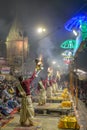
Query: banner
[{"left": 1, "top": 67, "right": 10, "bottom": 74}]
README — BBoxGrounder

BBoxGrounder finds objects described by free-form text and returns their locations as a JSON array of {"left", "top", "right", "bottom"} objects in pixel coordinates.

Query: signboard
[{"left": 1, "top": 67, "right": 10, "bottom": 74}]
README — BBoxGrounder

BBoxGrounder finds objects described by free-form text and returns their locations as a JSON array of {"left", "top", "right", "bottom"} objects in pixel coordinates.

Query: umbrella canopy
[
  {"left": 65, "top": 15, "right": 87, "bottom": 32},
  {"left": 60, "top": 40, "right": 76, "bottom": 49}
]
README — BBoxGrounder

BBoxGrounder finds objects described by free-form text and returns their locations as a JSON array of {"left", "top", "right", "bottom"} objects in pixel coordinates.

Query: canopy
[{"left": 61, "top": 40, "right": 76, "bottom": 49}]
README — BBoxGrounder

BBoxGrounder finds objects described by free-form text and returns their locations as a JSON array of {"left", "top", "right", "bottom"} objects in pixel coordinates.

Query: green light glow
[
  {"left": 61, "top": 40, "right": 76, "bottom": 49},
  {"left": 81, "top": 22, "right": 87, "bottom": 40},
  {"left": 81, "top": 22, "right": 87, "bottom": 32}
]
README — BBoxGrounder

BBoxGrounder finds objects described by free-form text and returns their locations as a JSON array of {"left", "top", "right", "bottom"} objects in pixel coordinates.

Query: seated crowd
[{"left": 0, "top": 79, "right": 21, "bottom": 120}]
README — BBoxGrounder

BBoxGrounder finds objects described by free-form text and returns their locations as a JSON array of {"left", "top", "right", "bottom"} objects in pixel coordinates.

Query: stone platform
[
  {"left": 1, "top": 98, "right": 87, "bottom": 130},
  {"left": 32, "top": 96, "right": 65, "bottom": 103},
  {"left": 34, "top": 103, "right": 73, "bottom": 116},
  {"left": 14, "top": 126, "right": 42, "bottom": 130}
]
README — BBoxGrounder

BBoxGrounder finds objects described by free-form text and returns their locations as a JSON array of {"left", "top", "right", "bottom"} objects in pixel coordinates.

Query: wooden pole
[
  {"left": 75, "top": 77, "right": 78, "bottom": 109},
  {"left": 22, "top": 36, "right": 24, "bottom": 75},
  {"left": 69, "top": 63, "right": 74, "bottom": 98},
  {"left": 74, "top": 58, "right": 78, "bottom": 109}
]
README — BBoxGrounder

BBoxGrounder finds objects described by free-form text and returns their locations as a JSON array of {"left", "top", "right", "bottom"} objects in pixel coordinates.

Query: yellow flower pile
[
  {"left": 58, "top": 116, "right": 80, "bottom": 129},
  {"left": 61, "top": 88, "right": 69, "bottom": 99},
  {"left": 63, "top": 88, "right": 68, "bottom": 93},
  {"left": 8, "top": 88, "right": 15, "bottom": 94},
  {"left": 61, "top": 93, "right": 69, "bottom": 99},
  {"left": 61, "top": 101, "right": 72, "bottom": 108}
]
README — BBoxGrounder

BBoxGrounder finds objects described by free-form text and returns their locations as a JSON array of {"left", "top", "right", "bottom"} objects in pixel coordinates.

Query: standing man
[
  {"left": 46, "top": 78, "right": 53, "bottom": 98},
  {"left": 16, "top": 58, "right": 43, "bottom": 126},
  {"left": 38, "top": 78, "right": 46, "bottom": 105},
  {"left": 46, "top": 67, "right": 53, "bottom": 98},
  {"left": 16, "top": 71, "right": 36, "bottom": 126}
]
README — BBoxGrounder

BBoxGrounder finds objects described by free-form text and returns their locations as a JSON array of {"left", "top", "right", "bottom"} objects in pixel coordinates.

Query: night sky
[{"left": 0, "top": 0, "right": 87, "bottom": 71}]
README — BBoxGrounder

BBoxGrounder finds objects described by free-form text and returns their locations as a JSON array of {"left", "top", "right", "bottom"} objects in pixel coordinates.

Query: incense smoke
[{"left": 37, "top": 37, "right": 55, "bottom": 65}]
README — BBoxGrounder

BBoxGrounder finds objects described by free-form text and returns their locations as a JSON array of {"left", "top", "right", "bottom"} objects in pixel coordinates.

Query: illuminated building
[{"left": 6, "top": 19, "right": 29, "bottom": 67}]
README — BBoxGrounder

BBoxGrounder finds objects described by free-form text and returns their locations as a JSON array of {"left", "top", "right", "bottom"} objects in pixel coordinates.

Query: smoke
[
  {"left": 37, "top": 36, "right": 69, "bottom": 74},
  {"left": 37, "top": 37, "right": 55, "bottom": 65},
  {"left": 0, "top": 19, "right": 11, "bottom": 40}
]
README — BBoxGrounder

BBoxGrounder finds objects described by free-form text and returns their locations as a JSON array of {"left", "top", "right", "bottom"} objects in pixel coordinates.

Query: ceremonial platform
[
  {"left": 47, "top": 96, "right": 66, "bottom": 103},
  {"left": 33, "top": 103, "right": 73, "bottom": 116},
  {"left": 1, "top": 99, "right": 86, "bottom": 130},
  {"left": 32, "top": 96, "right": 70, "bottom": 103},
  {"left": 32, "top": 89, "right": 70, "bottom": 104}
]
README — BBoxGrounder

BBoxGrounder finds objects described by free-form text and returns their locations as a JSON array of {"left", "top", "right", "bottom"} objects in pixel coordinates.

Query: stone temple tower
[{"left": 6, "top": 19, "right": 29, "bottom": 68}]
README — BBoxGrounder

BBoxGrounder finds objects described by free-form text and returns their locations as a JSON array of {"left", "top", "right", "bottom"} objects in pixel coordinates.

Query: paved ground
[
  {"left": 75, "top": 100, "right": 87, "bottom": 130},
  {"left": 1, "top": 114, "right": 59, "bottom": 130},
  {"left": 1, "top": 99, "right": 87, "bottom": 130}
]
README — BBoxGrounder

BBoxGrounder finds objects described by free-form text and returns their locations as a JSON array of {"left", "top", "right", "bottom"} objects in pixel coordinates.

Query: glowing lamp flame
[
  {"left": 38, "top": 55, "right": 43, "bottom": 65},
  {"left": 35, "top": 55, "right": 44, "bottom": 72},
  {"left": 56, "top": 71, "right": 61, "bottom": 80},
  {"left": 47, "top": 67, "right": 52, "bottom": 73},
  {"left": 47, "top": 67, "right": 53, "bottom": 77}
]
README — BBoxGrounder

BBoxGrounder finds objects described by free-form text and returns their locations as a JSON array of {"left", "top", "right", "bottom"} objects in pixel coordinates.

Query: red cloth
[
  {"left": 16, "top": 71, "right": 36, "bottom": 96},
  {"left": 49, "top": 80, "right": 53, "bottom": 86},
  {"left": 42, "top": 80, "right": 47, "bottom": 89},
  {"left": 52, "top": 79, "right": 56, "bottom": 83},
  {"left": 45, "top": 78, "right": 52, "bottom": 88},
  {"left": 37, "top": 79, "right": 48, "bottom": 91}
]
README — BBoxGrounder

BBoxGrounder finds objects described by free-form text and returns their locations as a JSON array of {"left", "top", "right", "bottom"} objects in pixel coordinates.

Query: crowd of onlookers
[
  {"left": 63, "top": 79, "right": 87, "bottom": 107},
  {"left": 60, "top": 73, "right": 87, "bottom": 107},
  {"left": 78, "top": 81, "right": 87, "bottom": 106},
  {"left": 0, "top": 74, "right": 87, "bottom": 121},
  {"left": 66, "top": 80, "right": 87, "bottom": 106},
  {"left": 0, "top": 79, "right": 21, "bottom": 120}
]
